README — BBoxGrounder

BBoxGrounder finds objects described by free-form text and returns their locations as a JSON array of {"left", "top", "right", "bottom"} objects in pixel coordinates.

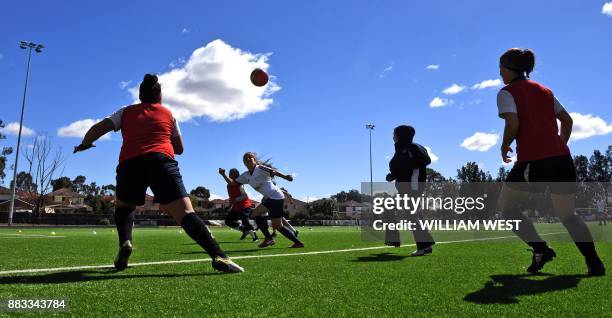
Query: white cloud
[
  {"left": 429, "top": 97, "right": 452, "bottom": 108},
  {"left": 127, "top": 39, "right": 280, "bottom": 122},
  {"left": 182, "top": 28, "right": 189, "bottom": 34},
  {"left": 0, "top": 122, "right": 35, "bottom": 136},
  {"left": 603, "top": 2, "right": 612, "bottom": 16},
  {"left": 461, "top": 132, "right": 499, "bottom": 152},
  {"left": 57, "top": 119, "right": 110, "bottom": 140},
  {"left": 209, "top": 193, "right": 223, "bottom": 200},
  {"left": 425, "top": 64, "right": 439, "bottom": 70},
  {"left": 472, "top": 79, "right": 502, "bottom": 90},
  {"left": 299, "top": 196, "right": 320, "bottom": 203},
  {"left": 442, "top": 84, "right": 466, "bottom": 95},
  {"left": 118, "top": 80, "right": 131, "bottom": 89},
  {"left": 424, "top": 146, "right": 439, "bottom": 163},
  {"left": 569, "top": 112, "right": 612, "bottom": 141},
  {"left": 379, "top": 63, "right": 394, "bottom": 78}
]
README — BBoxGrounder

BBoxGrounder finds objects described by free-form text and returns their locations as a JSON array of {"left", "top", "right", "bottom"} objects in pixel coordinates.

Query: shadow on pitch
[
  {"left": 463, "top": 273, "right": 586, "bottom": 304},
  {"left": 0, "top": 269, "right": 224, "bottom": 285},
  {"left": 181, "top": 247, "right": 282, "bottom": 255},
  {"left": 351, "top": 252, "right": 410, "bottom": 262}
]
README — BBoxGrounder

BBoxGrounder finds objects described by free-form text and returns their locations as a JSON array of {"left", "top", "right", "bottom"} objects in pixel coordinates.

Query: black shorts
[
  {"left": 262, "top": 198, "right": 285, "bottom": 218},
  {"left": 505, "top": 155, "right": 577, "bottom": 194},
  {"left": 116, "top": 152, "right": 188, "bottom": 205}
]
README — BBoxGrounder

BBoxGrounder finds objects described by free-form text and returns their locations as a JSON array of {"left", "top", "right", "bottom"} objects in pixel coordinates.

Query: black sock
[
  {"left": 114, "top": 206, "right": 135, "bottom": 246},
  {"left": 278, "top": 225, "right": 301, "bottom": 244},
  {"left": 503, "top": 208, "right": 547, "bottom": 251},
  {"left": 181, "top": 213, "right": 226, "bottom": 259},
  {"left": 255, "top": 216, "right": 272, "bottom": 239},
  {"left": 562, "top": 215, "right": 598, "bottom": 261}
]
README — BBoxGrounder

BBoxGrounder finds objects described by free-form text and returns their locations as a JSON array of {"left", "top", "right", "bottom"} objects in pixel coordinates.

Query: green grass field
[{"left": 0, "top": 224, "right": 610, "bottom": 317}]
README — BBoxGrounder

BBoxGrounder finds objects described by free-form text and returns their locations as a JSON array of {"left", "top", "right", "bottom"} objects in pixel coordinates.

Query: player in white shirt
[{"left": 223, "top": 152, "right": 304, "bottom": 248}]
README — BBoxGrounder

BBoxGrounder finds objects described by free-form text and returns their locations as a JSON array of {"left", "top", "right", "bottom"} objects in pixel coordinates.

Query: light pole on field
[
  {"left": 8, "top": 41, "right": 44, "bottom": 226},
  {"left": 365, "top": 124, "right": 375, "bottom": 201}
]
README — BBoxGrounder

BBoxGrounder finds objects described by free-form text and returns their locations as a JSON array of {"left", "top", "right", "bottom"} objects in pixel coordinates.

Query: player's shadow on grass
[
  {"left": 351, "top": 253, "right": 410, "bottom": 262},
  {"left": 182, "top": 247, "right": 282, "bottom": 255},
  {"left": 0, "top": 270, "right": 223, "bottom": 285},
  {"left": 463, "top": 273, "right": 586, "bottom": 304}
]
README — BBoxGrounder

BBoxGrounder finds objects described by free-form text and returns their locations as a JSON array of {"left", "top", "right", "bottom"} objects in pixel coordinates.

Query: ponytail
[{"left": 139, "top": 73, "right": 162, "bottom": 103}]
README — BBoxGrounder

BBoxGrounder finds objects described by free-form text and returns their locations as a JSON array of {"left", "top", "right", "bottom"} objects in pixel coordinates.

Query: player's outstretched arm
[
  {"left": 73, "top": 118, "right": 114, "bottom": 153},
  {"left": 218, "top": 168, "right": 237, "bottom": 185}
]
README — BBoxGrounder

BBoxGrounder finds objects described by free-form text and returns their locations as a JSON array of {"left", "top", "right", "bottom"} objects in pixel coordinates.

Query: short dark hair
[
  {"left": 394, "top": 125, "right": 415, "bottom": 143},
  {"left": 139, "top": 73, "right": 162, "bottom": 103},
  {"left": 500, "top": 48, "right": 536, "bottom": 77}
]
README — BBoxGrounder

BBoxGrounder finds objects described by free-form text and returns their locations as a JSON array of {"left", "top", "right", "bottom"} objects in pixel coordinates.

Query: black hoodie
[{"left": 386, "top": 141, "right": 431, "bottom": 189}]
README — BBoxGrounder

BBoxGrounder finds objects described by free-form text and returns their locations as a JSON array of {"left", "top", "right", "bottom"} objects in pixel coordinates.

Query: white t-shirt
[
  {"left": 106, "top": 106, "right": 181, "bottom": 137},
  {"left": 235, "top": 165, "right": 285, "bottom": 200},
  {"left": 497, "top": 90, "right": 565, "bottom": 118},
  {"left": 596, "top": 200, "right": 606, "bottom": 213}
]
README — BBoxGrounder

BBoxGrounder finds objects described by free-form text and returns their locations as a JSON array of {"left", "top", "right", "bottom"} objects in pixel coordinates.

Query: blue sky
[{"left": 1, "top": 1, "right": 611, "bottom": 201}]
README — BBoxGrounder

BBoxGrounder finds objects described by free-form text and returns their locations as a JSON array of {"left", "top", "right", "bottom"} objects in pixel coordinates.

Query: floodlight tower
[{"left": 8, "top": 41, "right": 44, "bottom": 226}]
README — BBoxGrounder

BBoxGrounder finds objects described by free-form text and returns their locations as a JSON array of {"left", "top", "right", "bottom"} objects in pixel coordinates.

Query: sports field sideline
[{"left": 0, "top": 224, "right": 610, "bottom": 317}]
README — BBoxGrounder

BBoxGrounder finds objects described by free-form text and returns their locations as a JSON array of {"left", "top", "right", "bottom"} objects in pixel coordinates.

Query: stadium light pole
[
  {"left": 8, "top": 41, "right": 44, "bottom": 226},
  {"left": 366, "top": 124, "right": 375, "bottom": 201}
]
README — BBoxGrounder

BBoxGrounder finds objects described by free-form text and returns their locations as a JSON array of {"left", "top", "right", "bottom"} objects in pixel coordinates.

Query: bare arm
[
  {"left": 218, "top": 168, "right": 238, "bottom": 186},
  {"left": 73, "top": 118, "right": 115, "bottom": 153},
  {"left": 500, "top": 113, "right": 519, "bottom": 163},
  {"left": 272, "top": 169, "right": 293, "bottom": 182},
  {"left": 171, "top": 135, "right": 184, "bottom": 155},
  {"left": 557, "top": 110, "right": 573, "bottom": 144}
]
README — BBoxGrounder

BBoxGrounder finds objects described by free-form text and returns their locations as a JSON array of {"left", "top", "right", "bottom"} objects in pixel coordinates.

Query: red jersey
[
  {"left": 502, "top": 80, "right": 570, "bottom": 162},
  {"left": 107, "top": 103, "right": 180, "bottom": 163},
  {"left": 227, "top": 184, "right": 251, "bottom": 212}
]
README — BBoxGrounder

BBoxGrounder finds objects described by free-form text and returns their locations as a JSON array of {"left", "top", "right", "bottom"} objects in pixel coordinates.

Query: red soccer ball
[{"left": 250, "top": 68, "right": 269, "bottom": 87}]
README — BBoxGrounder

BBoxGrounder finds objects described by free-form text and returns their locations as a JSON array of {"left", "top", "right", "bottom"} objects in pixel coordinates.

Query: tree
[
  {"left": 588, "top": 149, "right": 609, "bottom": 182},
  {"left": 574, "top": 155, "right": 589, "bottom": 182},
  {"left": 457, "top": 162, "right": 491, "bottom": 183},
  {"left": 190, "top": 186, "right": 210, "bottom": 200},
  {"left": 0, "top": 119, "right": 14, "bottom": 183},
  {"left": 11, "top": 171, "right": 37, "bottom": 192},
  {"left": 426, "top": 168, "right": 446, "bottom": 183},
  {"left": 72, "top": 175, "right": 86, "bottom": 193},
  {"left": 23, "top": 135, "right": 65, "bottom": 220},
  {"left": 51, "top": 176, "right": 73, "bottom": 191},
  {"left": 496, "top": 166, "right": 508, "bottom": 182},
  {"left": 306, "top": 199, "right": 337, "bottom": 217},
  {"left": 101, "top": 184, "right": 116, "bottom": 196},
  {"left": 332, "top": 190, "right": 363, "bottom": 203}
]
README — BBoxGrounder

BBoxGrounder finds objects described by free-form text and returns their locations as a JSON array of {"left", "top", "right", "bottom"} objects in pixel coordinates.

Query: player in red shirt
[
  {"left": 219, "top": 168, "right": 258, "bottom": 241},
  {"left": 74, "top": 74, "right": 243, "bottom": 273},
  {"left": 497, "top": 49, "right": 604, "bottom": 276}
]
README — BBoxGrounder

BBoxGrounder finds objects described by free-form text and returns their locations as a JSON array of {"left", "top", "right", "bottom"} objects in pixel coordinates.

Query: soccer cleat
[
  {"left": 258, "top": 238, "right": 276, "bottom": 248},
  {"left": 289, "top": 242, "right": 304, "bottom": 248},
  {"left": 410, "top": 246, "right": 433, "bottom": 257},
  {"left": 114, "top": 240, "right": 133, "bottom": 271},
  {"left": 527, "top": 247, "right": 556, "bottom": 273},
  {"left": 587, "top": 258, "right": 606, "bottom": 276},
  {"left": 211, "top": 256, "right": 244, "bottom": 273}
]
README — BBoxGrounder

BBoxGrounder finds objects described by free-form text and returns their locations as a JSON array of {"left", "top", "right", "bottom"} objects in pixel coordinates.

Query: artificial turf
[{"left": 0, "top": 224, "right": 610, "bottom": 317}]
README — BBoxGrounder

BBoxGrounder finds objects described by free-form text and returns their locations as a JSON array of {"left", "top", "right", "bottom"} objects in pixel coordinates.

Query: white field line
[
  {"left": 0, "top": 234, "right": 65, "bottom": 238},
  {"left": 0, "top": 232, "right": 567, "bottom": 275}
]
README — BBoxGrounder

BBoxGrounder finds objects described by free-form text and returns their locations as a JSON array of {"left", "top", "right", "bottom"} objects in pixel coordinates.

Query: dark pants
[{"left": 225, "top": 208, "right": 254, "bottom": 232}]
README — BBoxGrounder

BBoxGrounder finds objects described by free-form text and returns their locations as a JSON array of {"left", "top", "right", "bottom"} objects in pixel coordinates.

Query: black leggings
[{"left": 225, "top": 209, "right": 254, "bottom": 231}]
